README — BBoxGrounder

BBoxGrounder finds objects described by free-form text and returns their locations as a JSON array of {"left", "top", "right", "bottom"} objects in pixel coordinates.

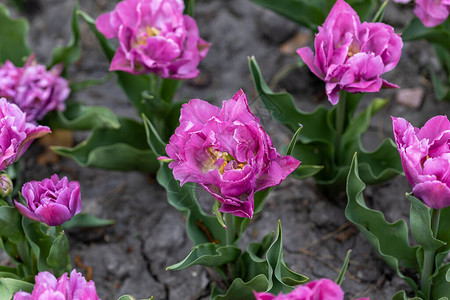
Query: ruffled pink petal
[{"left": 413, "top": 181, "right": 450, "bottom": 209}]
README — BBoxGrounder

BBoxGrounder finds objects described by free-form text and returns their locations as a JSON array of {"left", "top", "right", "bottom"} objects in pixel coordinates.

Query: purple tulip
[
  {"left": 0, "top": 56, "right": 70, "bottom": 122},
  {"left": 393, "top": 0, "right": 450, "bottom": 27},
  {"left": 0, "top": 98, "right": 51, "bottom": 171},
  {"left": 161, "top": 90, "right": 300, "bottom": 218},
  {"left": 297, "top": 0, "right": 403, "bottom": 105},
  {"left": 253, "top": 278, "right": 370, "bottom": 300},
  {"left": 15, "top": 174, "right": 82, "bottom": 226},
  {"left": 13, "top": 269, "right": 100, "bottom": 300},
  {"left": 392, "top": 115, "right": 450, "bottom": 209},
  {"left": 96, "top": 0, "right": 210, "bottom": 78}
]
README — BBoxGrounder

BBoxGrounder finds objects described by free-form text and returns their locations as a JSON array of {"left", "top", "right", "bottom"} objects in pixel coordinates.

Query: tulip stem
[
  {"left": 335, "top": 90, "right": 347, "bottom": 163},
  {"left": 420, "top": 208, "right": 440, "bottom": 299},
  {"left": 225, "top": 213, "right": 237, "bottom": 281}
]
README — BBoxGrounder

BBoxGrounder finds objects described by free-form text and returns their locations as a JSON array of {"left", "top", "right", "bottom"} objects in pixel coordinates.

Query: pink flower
[
  {"left": 253, "top": 278, "right": 369, "bottom": 300},
  {"left": 393, "top": 0, "right": 450, "bottom": 27},
  {"left": 297, "top": 0, "right": 402, "bottom": 104},
  {"left": 0, "top": 98, "right": 50, "bottom": 171},
  {"left": 162, "top": 90, "right": 300, "bottom": 218},
  {"left": 392, "top": 115, "right": 450, "bottom": 209},
  {"left": 15, "top": 174, "right": 82, "bottom": 226},
  {"left": 0, "top": 56, "right": 70, "bottom": 122},
  {"left": 13, "top": 269, "right": 100, "bottom": 300},
  {"left": 96, "top": 0, "right": 210, "bottom": 78}
]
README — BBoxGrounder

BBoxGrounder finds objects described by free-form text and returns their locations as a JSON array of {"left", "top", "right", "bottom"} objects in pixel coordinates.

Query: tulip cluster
[
  {"left": 393, "top": 0, "right": 450, "bottom": 27},
  {"left": 0, "top": 56, "right": 70, "bottom": 122},
  {"left": 14, "top": 269, "right": 99, "bottom": 300},
  {"left": 0, "top": 98, "right": 50, "bottom": 171},
  {"left": 96, "top": 0, "right": 210, "bottom": 78},
  {"left": 254, "top": 278, "right": 369, "bottom": 300},
  {"left": 161, "top": 90, "right": 300, "bottom": 218},
  {"left": 297, "top": 0, "right": 402, "bottom": 104}
]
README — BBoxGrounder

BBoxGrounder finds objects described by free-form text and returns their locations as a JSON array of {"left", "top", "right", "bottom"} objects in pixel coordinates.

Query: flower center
[
  {"left": 204, "top": 148, "right": 246, "bottom": 174},
  {"left": 347, "top": 43, "right": 360, "bottom": 58},
  {"left": 136, "top": 26, "right": 161, "bottom": 46}
]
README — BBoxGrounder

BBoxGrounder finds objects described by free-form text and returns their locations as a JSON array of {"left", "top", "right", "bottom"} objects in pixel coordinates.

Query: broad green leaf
[
  {"left": 434, "top": 206, "right": 450, "bottom": 276},
  {"left": 249, "top": 56, "right": 334, "bottom": 143},
  {"left": 402, "top": 18, "right": 450, "bottom": 50},
  {"left": 250, "top": 57, "right": 402, "bottom": 189},
  {"left": 46, "top": 232, "right": 70, "bottom": 276},
  {"left": 249, "top": 0, "right": 376, "bottom": 32},
  {"left": 432, "top": 264, "right": 450, "bottom": 299},
  {"left": 62, "top": 213, "right": 114, "bottom": 230},
  {"left": 391, "top": 290, "right": 422, "bottom": 300},
  {"left": 117, "top": 296, "right": 153, "bottom": 300},
  {"left": 249, "top": 0, "right": 327, "bottom": 31},
  {"left": 0, "top": 207, "right": 24, "bottom": 243},
  {"left": 431, "top": 44, "right": 450, "bottom": 101},
  {"left": 0, "top": 4, "right": 31, "bottom": 65},
  {"left": 345, "top": 153, "right": 419, "bottom": 293},
  {"left": 212, "top": 275, "right": 269, "bottom": 300},
  {"left": 50, "top": 2, "right": 81, "bottom": 71},
  {"left": 52, "top": 118, "right": 159, "bottom": 173},
  {"left": 160, "top": 78, "right": 182, "bottom": 103},
  {"left": 22, "top": 218, "right": 53, "bottom": 273},
  {"left": 292, "top": 164, "right": 324, "bottom": 179},
  {"left": 265, "top": 221, "right": 308, "bottom": 293},
  {"left": 157, "top": 164, "right": 227, "bottom": 245},
  {"left": 167, "top": 243, "right": 241, "bottom": 270},
  {"left": 43, "top": 101, "right": 120, "bottom": 131},
  {"left": 0, "top": 278, "right": 33, "bottom": 300},
  {"left": 407, "top": 194, "right": 445, "bottom": 253}
]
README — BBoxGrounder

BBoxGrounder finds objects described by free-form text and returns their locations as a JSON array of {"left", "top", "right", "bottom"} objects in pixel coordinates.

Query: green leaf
[
  {"left": 142, "top": 115, "right": 168, "bottom": 157},
  {"left": 0, "top": 278, "right": 33, "bottom": 299},
  {"left": 250, "top": 57, "right": 402, "bottom": 190},
  {"left": 46, "top": 232, "right": 70, "bottom": 276},
  {"left": 336, "top": 249, "right": 351, "bottom": 286},
  {"left": 117, "top": 296, "right": 153, "bottom": 300},
  {"left": 160, "top": 78, "right": 182, "bottom": 103},
  {"left": 345, "top": 153, "right": 419, "bottom": 294},
  {"left": 167, "top": 243, "right": 241, "bottom": 270},
  {"left": 249, "top": 0, "right": 327, "bottom": 31},
  {"left": 0, "top": 207, "right": 24, "bottom": 243},
  {"left": 43, "top": 101, "right": 120, "bottom": 131},
  {"left": 157, "top": 164, "right": 227, "bottom": 245},
  {"left": 249, "top": 0, "right": 376, "bottom": 32},
  {"left": 22, "top": 218, "right": 54, "bottom": 273},
  {"left": 292, "top": 164, "right": 324, "bottom": 179},
  {"left": 0, "top": 4, "right": 31, "bottom": 65},
  {"left": 52, "top": 118, "right": 159, "bottom": 173},
  {"left": 286, "top": 124, "right": 302, "bottom": 156},
  {"left": 62, "top": 213, "right": 114, "bottom": 230},
  {"left": 371, "top": 0, "right": 387, "bottom": 23},
  {"left": 391, "top": 290, "right": 422, "bottom": 300},
  {"left": 432, "top": 264, "right": 450, "bottom": 299},
  {"left": 265, "top": 221, "right": 308, "bottom": 293},
  {"left": 212, "top": 201, "right": 226, "bottom": 229},
  {"left": 212, "top": 275, "right": 269, "bottom": 300},
  {"left": 50, "top": 2, "right": 81, "bottom": 71},
  {"left": 407, "top": 194, "right": 445, "bottom": 253},
  {"left": 402, "top": 18, "right": 450, "bottom": 50}
]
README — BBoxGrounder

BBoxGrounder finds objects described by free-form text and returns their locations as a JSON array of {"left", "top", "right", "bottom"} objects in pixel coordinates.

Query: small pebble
[{"left": 395, "top": 87, "right": 424, "bottom": 109}]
